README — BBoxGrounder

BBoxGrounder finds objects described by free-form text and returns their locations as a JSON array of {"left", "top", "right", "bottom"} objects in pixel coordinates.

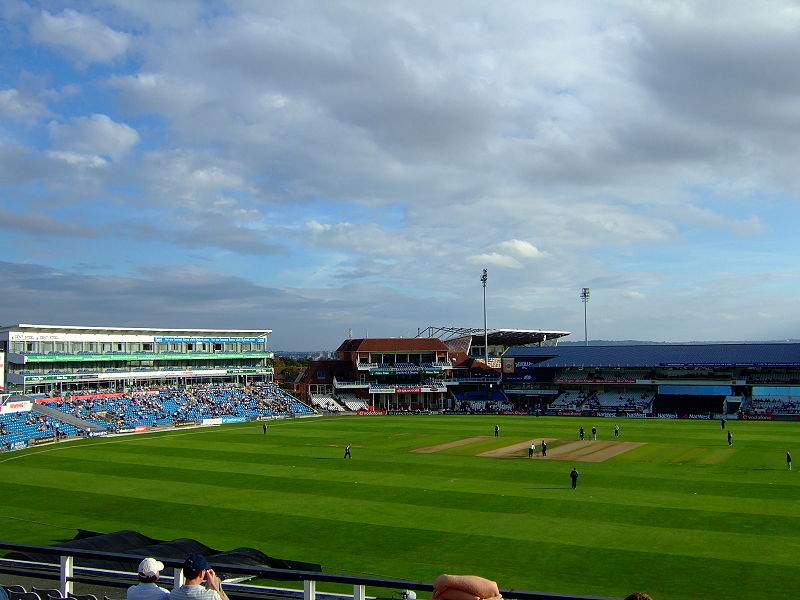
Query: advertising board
[
  {"left": 0, "top": 400, "right": 32, "bottom": 414},
  {"left": 32, "top": 436, "right": 55, "bottom": 445},
  {"left": 39, "top": 392, "right": 125, "bottom": 404},
  {"left": 221, "top": 416, "right": 247, "bottom": 424},
  {"left": 154, "top": 336, "right": 266, "bottom": 343},
  {"left": 396, "top": 386, "right": 422, "bottom": 393},
  {"left": 741, "top": 413, "right": 773, "bottom": 421},
  {"left": 369, "top": 386, "right": 395, "bottom": 394},
  {"left": 501, "top": 360, "right": 540, "bottom": 382},
  {"left": 201, "top": 418, "right": 223, "bottom": 426}
]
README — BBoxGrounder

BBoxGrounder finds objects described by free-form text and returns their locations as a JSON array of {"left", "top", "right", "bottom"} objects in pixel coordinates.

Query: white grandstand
[{"left": 0, "top": 324, "right": 274, "bottom": 395}]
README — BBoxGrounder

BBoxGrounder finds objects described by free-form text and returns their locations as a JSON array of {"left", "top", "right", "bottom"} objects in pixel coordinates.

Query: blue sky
[{"left": 2, "top": 1, "right": 800, "bottom": 349}]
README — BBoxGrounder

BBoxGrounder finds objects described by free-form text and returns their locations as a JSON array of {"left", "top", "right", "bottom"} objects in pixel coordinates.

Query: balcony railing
[
  {"left": 15, "top": 351, "right": 273, "bottom": 363},
  {"left": 0, "top": 541, "right": 613, "bottom": 600},
  {"left": 332, "top": 378, "right": 369, "bottom": 388}
]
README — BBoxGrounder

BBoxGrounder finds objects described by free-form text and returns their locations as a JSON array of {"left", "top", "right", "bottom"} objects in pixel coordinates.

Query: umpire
[{"left": 570, "top": 467, "right": 579, "bottom": 490}]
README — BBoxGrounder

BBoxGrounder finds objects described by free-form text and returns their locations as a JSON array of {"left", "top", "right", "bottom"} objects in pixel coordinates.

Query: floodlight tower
[
  {"left": 580, "top": 287, "right": 591, "bottom": 346},
  {"left": 481, "top": 268, "right": 489, "bottom": 364}
]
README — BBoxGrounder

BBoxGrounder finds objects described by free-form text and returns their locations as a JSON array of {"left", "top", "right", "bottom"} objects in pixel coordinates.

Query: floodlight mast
[
  {"left": 580, "top": 287, "right": 591, "bottom": 346},
  {"left": 481, "top": 269, "right": 489, "bottom": 364}
]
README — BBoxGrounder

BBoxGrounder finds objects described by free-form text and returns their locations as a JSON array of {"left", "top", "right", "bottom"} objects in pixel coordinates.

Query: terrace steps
[{"left": 32, "top": 401, "right": 105, "bottom": 432}]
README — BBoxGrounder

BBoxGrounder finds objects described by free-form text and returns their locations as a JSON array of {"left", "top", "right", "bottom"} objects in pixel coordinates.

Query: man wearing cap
[
  {"left": 170, "top": 554, "right": 229, "bottom": 600},
  {"left": 127, "top": 558, "right": 169, "bottom": 600}
]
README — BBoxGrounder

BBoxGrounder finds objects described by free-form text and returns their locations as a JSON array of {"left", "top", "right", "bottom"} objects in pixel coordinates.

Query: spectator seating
[
  {"left": 310, "top": 394, "right": 345, "bottom": 412},
  {"left": 745, "top": 395, "right": 800, "bottom": 414},
  {"left": 335, "top": 393, "right": 369, "bottom": 411},
  {"left": 589, "top": 392, "right": 654, "bottom": 411},
  {"left": 2, "top": 585, "right": 100, "bottom": 600},
  {"left": 2, "top": 384, "right": 314, "bottom": 449},
  {"left": 550, "top": 391, "right": 587, "bottom": 409},
  {"left": 0, "top": 411, "right": 79, "bottom": 450}
]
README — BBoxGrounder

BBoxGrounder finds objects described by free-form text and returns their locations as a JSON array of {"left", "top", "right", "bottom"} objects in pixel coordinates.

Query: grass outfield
[{"left": 1, "top": 415, "right": 799, "bottom": 600}]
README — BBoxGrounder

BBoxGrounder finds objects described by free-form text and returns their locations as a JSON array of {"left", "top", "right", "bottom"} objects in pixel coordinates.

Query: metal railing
[{"left": 0, "top": 542, "right": 613, "bottom": 600}]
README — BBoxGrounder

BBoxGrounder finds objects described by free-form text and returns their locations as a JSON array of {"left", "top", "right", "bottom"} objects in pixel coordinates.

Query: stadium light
[
  {"left": 481, "top": 269, "right": 489, "bottom": 364},
  {"left": 580, "top": 287, "right": 590, "bottom": 347}
]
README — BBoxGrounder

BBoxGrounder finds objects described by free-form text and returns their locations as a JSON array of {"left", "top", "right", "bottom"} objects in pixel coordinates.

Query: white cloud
[
  {"left": 31, "top": 9, "right": 131, "bottom": 64},
  {"left": 46, "top": 150, "right": 107, "bottom": 169},
  {"left": 496, "top": 239, "right": 546, "bottom": 259},
  {"left": 48, "top": 114, "right": 139, "bottom": 161},
  {"left": 0, "top": 88, "right": 48, "bottom": 120},
  {"left": 731, "top": 215, "right": 767, "bottom": 236},
  {"left": 4, "top": 1, "right": 800, "bottom": 344},
  {"left": 467, "top": 253, "right": 523, "bottom": 269},
  {"left": 622, "top": 290, "right": 646, "bottom": 300}
]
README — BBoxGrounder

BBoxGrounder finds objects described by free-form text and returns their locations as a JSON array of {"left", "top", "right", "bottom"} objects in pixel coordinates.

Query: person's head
[
  {"left": 137, "top": 557, "right": 164, "bottom": 583},
  {"left": 183, "top": 553, "right": 210, "bottom": 582},
  {"left": 624, "top": 593, "right": 653, "bottom": 600}
]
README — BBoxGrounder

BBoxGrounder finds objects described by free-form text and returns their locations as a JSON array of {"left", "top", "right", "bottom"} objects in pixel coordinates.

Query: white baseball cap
[{"left": 138, "top": 558, "right": 165, "bottom": 577}]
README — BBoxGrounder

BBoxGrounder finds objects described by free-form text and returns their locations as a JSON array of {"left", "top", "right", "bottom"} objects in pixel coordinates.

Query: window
[
  {"left": 26, "top": 342, "right": 35, "bottom": 352},
  {"left": 214, "top": 343, "right": 222, "bottom": 351},
  {"left": 317, "top": 370, "right": 326, "bottom": 380},
  {"left": 187, "top": 344, "right": 194, "bottom": 351}
]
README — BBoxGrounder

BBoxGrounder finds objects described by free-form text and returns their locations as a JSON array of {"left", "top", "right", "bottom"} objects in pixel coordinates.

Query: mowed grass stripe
[
  {"left": 4, "top": 416, "right": 800, "bottom": 600},
  {"left": 77, "top": 438, "right": 800, "bottom": 501},
  {"left": 26, "top": 450, "right": 800, "bottom": 538},
  {"left": 2, "top": 479, "right": 799, "bottom": 600},
  {"left": 4, "top": 461, "right": 800, "bottom": 567}
]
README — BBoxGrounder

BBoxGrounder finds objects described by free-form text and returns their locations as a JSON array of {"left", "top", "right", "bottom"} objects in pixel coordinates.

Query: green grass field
[{"left": 1, "top": 415, "right": 799, "bottom": 600}]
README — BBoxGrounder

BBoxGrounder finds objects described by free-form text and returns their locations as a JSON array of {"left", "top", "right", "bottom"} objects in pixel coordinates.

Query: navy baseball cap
[{"left": 183, "top": 553, "right": 210, "bottom": 575}]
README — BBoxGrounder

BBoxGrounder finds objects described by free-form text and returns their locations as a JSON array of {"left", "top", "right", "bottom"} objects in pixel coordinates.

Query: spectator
[
  {"left": 170, "top": 554, "right": 229, "bottom": 600},
  {"left": 128, "top": 558, "right": 169, "bottom": 600}
]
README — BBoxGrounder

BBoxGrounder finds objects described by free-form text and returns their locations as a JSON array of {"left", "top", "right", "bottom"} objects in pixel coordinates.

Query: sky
[{"left": 2, "top": 1, "right": 800, "bottom": 350}]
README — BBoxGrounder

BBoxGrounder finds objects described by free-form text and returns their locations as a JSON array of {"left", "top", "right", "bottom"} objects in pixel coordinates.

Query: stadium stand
[
  {"left": 746, "top": 395, "right": 800, "bottom": 414},
  {"left": 1, "top": 384, "right": 313, "bottom": 449},
  {"left": 335, "top": 393, "right": 369, "bottom": 411},
  {"left": 550, "top": 391, "right": 588, "bottom": 409},
  {"left": 588, "top": 392, "right": 655, "bottom": 411},
  {"left": 310, "top": 393, "right": 345, "bottom": 412},
  {"left": 0, "top": 411, "right": 79, "bottom": 450}
]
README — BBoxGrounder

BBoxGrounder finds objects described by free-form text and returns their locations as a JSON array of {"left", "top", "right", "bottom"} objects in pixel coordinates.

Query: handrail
[{"left": 0, "top": 541, "right": 615, "bottom": 600}]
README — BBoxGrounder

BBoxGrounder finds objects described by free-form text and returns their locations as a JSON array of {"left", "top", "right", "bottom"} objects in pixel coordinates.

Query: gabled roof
[
  {"left": 504, "top": 343, "right": 800, "bottom": 368},
  {"left": 336, "top": 338, "right": 450, "bottom": 353}
]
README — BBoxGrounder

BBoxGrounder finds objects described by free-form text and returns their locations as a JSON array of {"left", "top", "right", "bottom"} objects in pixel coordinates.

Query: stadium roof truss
[{"left": 416, "top": 325, "right": 571, "bottom": 350}]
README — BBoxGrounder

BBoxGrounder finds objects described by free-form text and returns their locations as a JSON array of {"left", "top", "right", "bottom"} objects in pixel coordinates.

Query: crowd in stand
[
  {"left": 551, "top": 391, "right": 654, "bottom": 412},
  {"left": 745, "top": 395, "right": 800, "bottom": 415},
  {"left": 0, "top": 383, "right": 313, "bottom": 449}
]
